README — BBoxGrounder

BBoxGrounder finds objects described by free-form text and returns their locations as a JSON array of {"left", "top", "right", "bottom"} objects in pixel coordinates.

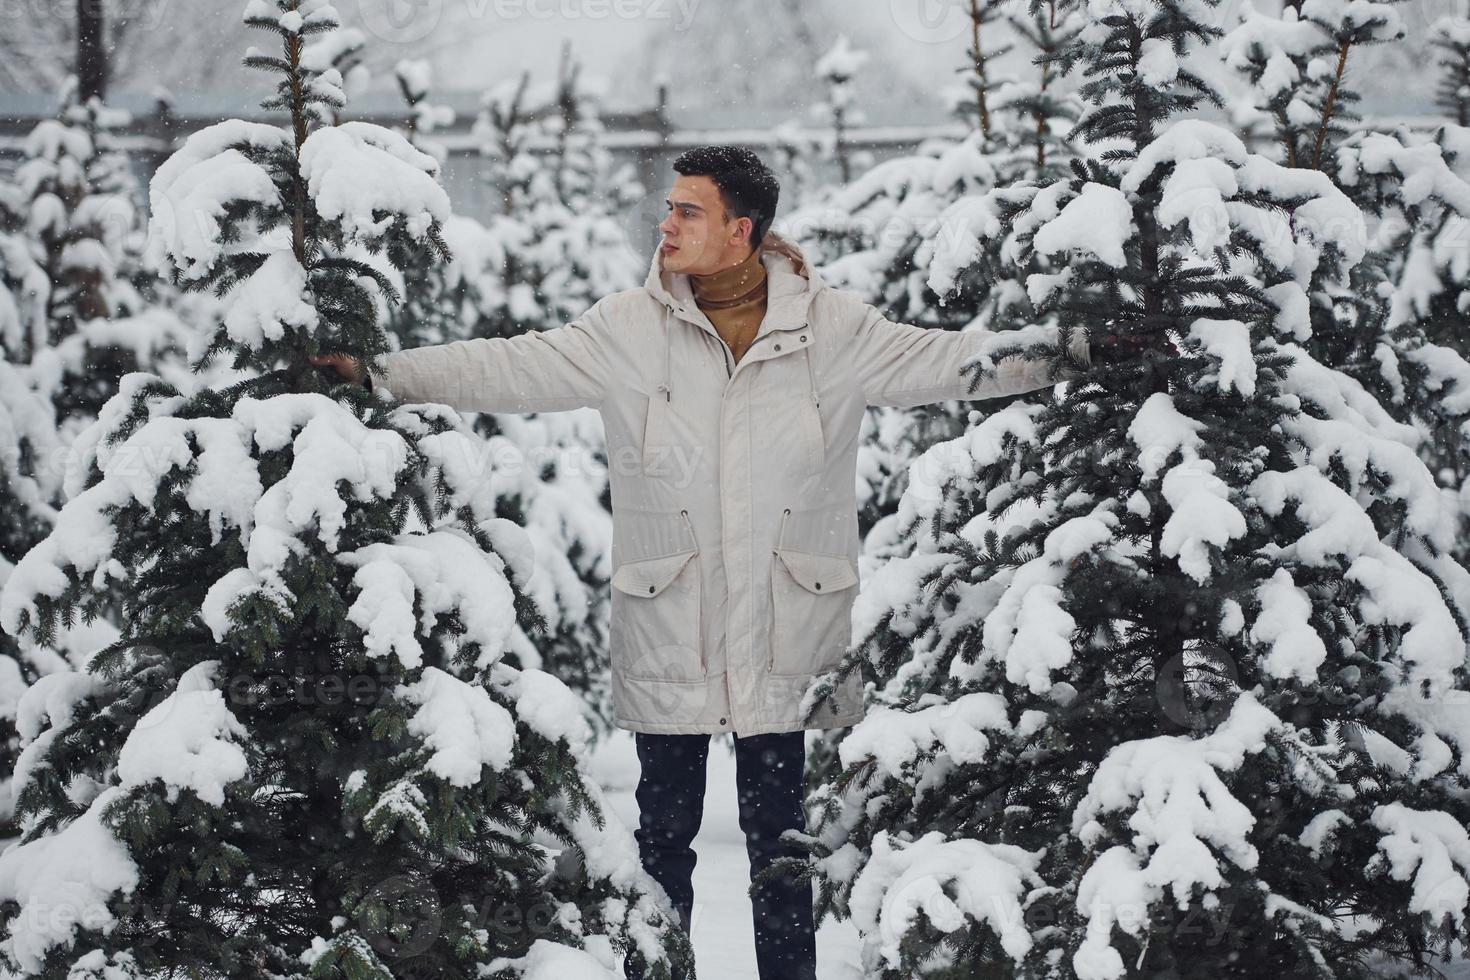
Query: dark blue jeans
[{"left": 625, "top": 731, "right": 816, "bottom": 980}]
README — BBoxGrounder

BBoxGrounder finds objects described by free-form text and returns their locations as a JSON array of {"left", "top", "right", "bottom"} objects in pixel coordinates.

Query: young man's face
[{"left": 657, "top": 174, "right": 754, "bottom": 276}]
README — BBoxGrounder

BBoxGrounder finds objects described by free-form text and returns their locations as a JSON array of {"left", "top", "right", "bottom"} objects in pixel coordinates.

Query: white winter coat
[{"left": 367, "top": 232, "right": 1089, "bottom": 735}]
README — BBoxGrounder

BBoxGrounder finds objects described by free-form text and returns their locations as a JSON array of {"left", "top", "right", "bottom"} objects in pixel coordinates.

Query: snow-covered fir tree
[
  {"left": 1434, "top": 10, "right": 1470, "bottom": 129},
  {"left": 1338, "top": 124, "right": 1470, "bottom": 567},
  {"left": 789, "top": 0, "right": 1470, "bottom": 976},
  {"left": 462, "top": 410, "right": 617, "bottom": 738},
  {"left": 790, "top": 0, "right": 1082, "bottom": 545},
  {"left": 5, "top": 82, "right": 140, "bottom": 353},
  {"left": 452, "top": 51, "right": 648, "bottom": 739},
  {"left": 468, "top": 51, "right": 643, "bottom": 339},
  {"left": 1, "top": 81, "right": 195, "bottom": 431},
  {"left": 812, "top": 35, "right": 870, "bottom": 186},
  {"left": 1224, "top": 1, "right": 1470, "bottom": 568},
  {"left": 789, "top": 0, "right": 1085, "bottom": 797},
  {"left": 0, "top": 150, "right": 57, "bottom": 370},
  {"left": 1221, "top": 0, "right": 1410, "bottom": 172},
  {"left": 1350, "top": 12, "right": 1470, "bottom": 567},
  {"left": 1219, "top": 0, "right": 1406, "bottom": 380},
  {"left": 384, "top": 60, "right": 623, "bottom": 740},
  {"left": 527, "top": 43, "right": 645, "bottom": 330},
  {"left": 858, "top": 0, "right": 1085, "bottom": 550},
  {"left": 0, "top": 3, "right": 689, "bottom": 976},
  {"left": 395, "top": 59, "right": 456, "bottom": 166},
  {"left": 300, "top": 17, "right": 371, "bottom": 126},
  {"left": 469, "top": 71, "right": 548, "bottom": 338},
  {"left": 0, "top": 359, "right": 67, "bottom": 838},
  {"left": 1393, "top": 10, "right": 1470, "bottom": 529},
  {"left": 764, "top": 118, "right": 825, "bottom": 213},
  {"left": 0, "top": 87, "right": 194, "bottom": 837},
  {"left": 0, "top": 362, "right": 123, "bottom": 836},
  {"left": 385, "top": 59, "right": 469, "bottom": 352}
]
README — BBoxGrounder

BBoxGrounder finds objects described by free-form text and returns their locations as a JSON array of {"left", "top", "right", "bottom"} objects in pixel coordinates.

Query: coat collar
[{"left": 645, "top": 229, "right": 823, "bottom": 339}]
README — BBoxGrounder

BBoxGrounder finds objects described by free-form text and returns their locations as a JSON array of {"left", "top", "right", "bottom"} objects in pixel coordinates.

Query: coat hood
[{"left": 644, "top": 229, "right": 825, "bottom": 337}]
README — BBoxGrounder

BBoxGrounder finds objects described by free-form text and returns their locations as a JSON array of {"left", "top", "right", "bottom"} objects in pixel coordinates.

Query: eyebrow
[{"left": 666, "top": 198, "right": 706, "bottom": 213}]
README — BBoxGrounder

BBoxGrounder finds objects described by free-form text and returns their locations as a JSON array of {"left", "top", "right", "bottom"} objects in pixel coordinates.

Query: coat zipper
[{"left": 666, "top": 297, "right": 808, "bottom": 721}]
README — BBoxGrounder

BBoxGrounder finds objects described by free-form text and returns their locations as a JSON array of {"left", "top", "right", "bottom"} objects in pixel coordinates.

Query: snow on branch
[
  {"left": 1071, "top": 694, "right": 1281, "bottom": 979},
  {"left": 848, "top": 831, "right": 1044, "bottom": 971}
]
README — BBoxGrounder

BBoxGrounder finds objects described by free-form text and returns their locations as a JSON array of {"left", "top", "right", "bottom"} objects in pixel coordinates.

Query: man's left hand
[{"left": 1091, "top": 330, "right": 1178, "bottom": 365}]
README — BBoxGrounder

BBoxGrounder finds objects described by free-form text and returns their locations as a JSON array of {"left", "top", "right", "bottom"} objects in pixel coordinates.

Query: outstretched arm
[
  {"left": 850, "top": 301, "right": 1092, "bottom": 408},
  {"left": 315, "top": 299, "right": 616, "bottom": 413}
]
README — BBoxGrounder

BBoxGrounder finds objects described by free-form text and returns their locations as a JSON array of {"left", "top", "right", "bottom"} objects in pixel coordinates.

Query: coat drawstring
[
  {"left": 656, "top": 314, "right": 671, "bottom": 402},
  {"left": 770, "top": 507, "right": 794, "bottom": 671},
  {"left": 803, "top": 345, "right": 819, "bottom": 408}
]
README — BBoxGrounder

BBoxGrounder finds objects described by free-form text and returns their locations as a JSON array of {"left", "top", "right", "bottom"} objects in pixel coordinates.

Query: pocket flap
[
  {"left": 612, "top": 550, "right": 697, "bottom": 597},
  {"left": 774, "top": 548, "right": 858, "bottom": 594}
]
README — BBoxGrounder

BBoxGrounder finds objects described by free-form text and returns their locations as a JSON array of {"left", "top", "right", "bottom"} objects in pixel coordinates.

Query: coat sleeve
[
  {"left": 850, "top": 301, "right": 1091, "bottom": 408},
  {"left": 364, "top": 299, "right": 615, "bottom": 412}
]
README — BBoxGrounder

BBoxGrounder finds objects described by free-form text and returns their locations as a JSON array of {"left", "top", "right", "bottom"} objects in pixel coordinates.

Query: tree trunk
[{"left": 77, "top": 0, "right": 107, "bottom": 102}]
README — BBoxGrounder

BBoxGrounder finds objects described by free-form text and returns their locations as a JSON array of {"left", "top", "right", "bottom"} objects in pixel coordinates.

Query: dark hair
[{"left": 671, "top": 145, "right": 780, "bottom": 247}]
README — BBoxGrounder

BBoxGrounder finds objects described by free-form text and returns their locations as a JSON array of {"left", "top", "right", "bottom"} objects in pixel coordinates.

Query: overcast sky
[
  {"left": 0, "top": 0, "right": 1455, "bottom": 123},
  {"left": 304, "top": 0, "right": 1461, "bottom": 118}
]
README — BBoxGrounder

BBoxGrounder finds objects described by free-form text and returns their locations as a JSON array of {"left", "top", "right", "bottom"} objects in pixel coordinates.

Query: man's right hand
[{"left": 309, "top": 353, "right": 368, "bottom": 386}]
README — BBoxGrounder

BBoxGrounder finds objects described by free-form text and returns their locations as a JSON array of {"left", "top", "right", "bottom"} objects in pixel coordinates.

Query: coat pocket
[
  {"left": 610, "top": 548, "right": 704, "bottom": 681},
  {"left": 757, "top": 358, "right": 826, "bottom": 478},
  {"left": 642, "top": 391, "right": 680, "bottom": 478},
  {"left": 768, "top": 547, "right": 859, "bottom": 675},
  {"left": 792, "top": 396, "right": 826, "bottom": 476},
  {"left": 756, "top": 396, "right": 824, "bottom": 479}
]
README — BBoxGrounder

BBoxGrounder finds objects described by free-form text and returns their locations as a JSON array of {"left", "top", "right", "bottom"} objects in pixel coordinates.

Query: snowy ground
[{"left": 587, "top": 730, "right": 862, "bottom": 979}]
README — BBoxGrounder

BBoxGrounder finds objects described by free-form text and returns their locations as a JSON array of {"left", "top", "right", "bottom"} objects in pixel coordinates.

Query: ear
[{"left": 729, "top": 215, "right": 753, "bottom": 247}]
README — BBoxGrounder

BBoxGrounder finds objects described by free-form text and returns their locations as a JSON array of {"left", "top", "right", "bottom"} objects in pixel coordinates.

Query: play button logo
[
  {"left": 389, "top": 0, "right": 417, "bottom": 27},
  {"left": 355, "top": 0, "right": 443, "bottom": 44}
]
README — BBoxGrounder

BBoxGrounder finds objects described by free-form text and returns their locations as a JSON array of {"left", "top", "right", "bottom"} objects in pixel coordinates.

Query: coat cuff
[
  {"left": 364, "top": 356, "right": 389, "bottom": 395},
  {"left": 1057, "top": 328, "right": 1091, "bottom": 380}
]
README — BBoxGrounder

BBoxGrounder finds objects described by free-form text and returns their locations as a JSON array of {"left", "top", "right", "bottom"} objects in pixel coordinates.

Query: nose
[{"left": 658, "top": 213, "right": 676, "bottom": 237}]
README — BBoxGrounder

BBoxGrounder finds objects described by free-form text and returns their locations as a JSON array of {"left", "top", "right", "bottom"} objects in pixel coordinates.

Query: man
[{"left": 313, "top": 146, "right": 1122, "bottom": 979}]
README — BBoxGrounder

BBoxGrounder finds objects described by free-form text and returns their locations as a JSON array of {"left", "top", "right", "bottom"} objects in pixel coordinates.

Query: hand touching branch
[
  {"left": 1090, "top": 329, "right": 1179, "bottom": 367},
  {"left": 309, "top": 353, "right": 369, "bottom": 387}
]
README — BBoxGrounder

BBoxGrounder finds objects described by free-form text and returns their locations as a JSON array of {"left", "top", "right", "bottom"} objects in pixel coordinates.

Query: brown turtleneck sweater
[{"left": 689, "top": 245, "right": 768, "bottom": 368}]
